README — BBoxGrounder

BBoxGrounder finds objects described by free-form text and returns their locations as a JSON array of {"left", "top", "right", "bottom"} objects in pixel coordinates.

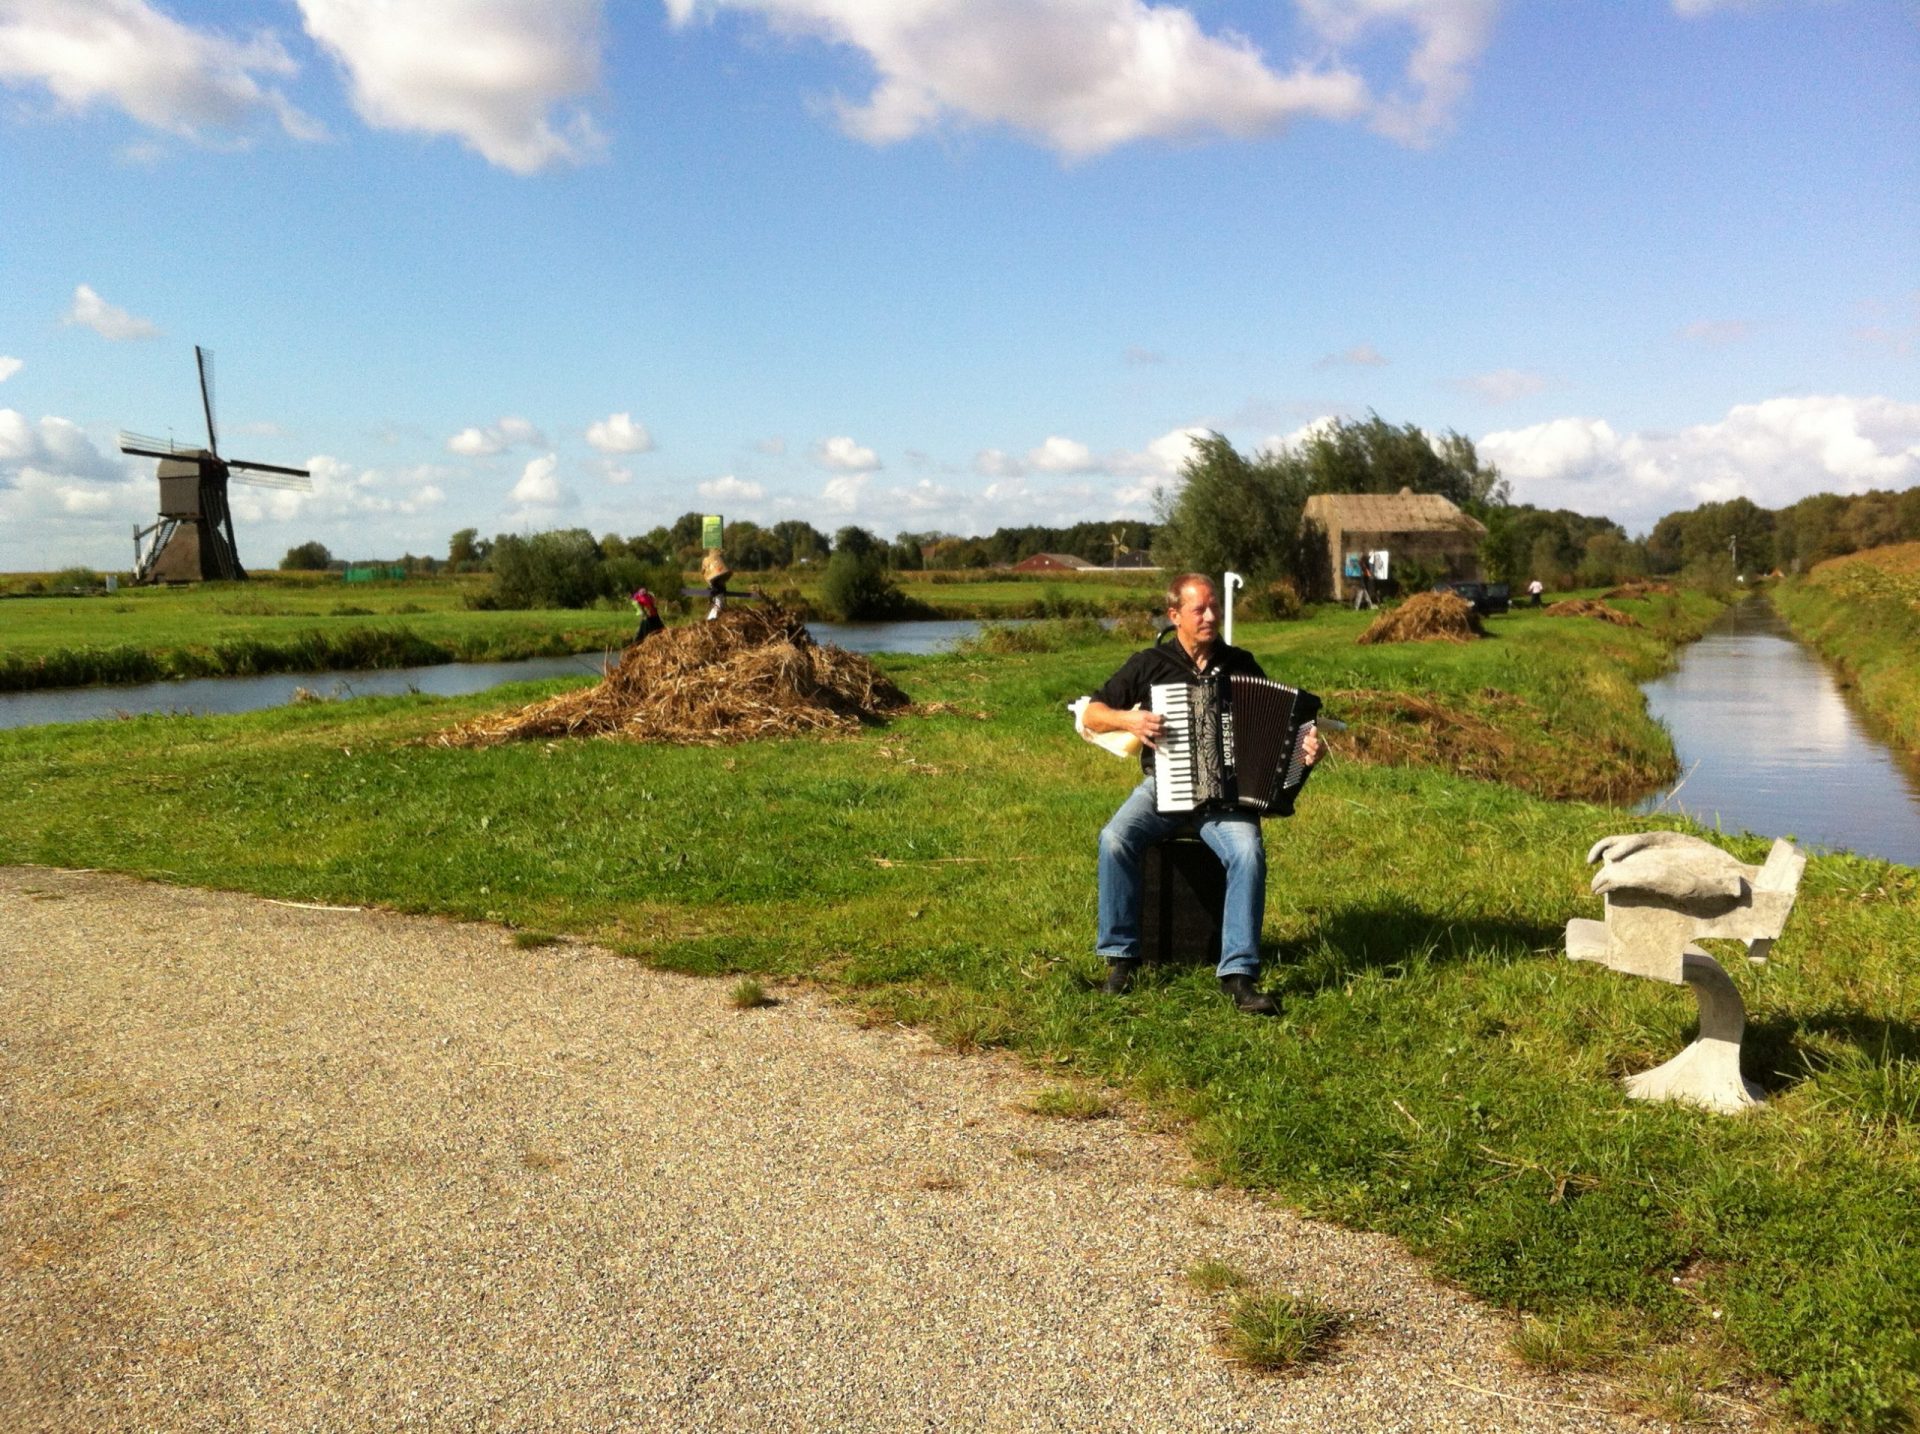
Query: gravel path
[{"left": 1, "top": 866, "right": 1743, "bottom": 1432}]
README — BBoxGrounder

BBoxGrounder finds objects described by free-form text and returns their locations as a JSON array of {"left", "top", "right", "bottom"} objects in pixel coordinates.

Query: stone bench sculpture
[{"left": 1565, "top": 831, "right": 1805, "bottom": 1114}]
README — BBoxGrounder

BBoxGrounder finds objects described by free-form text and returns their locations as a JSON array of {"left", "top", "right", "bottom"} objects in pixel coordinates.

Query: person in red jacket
[{"left": 629, "top": 586, "right": 665, "bottom": 645}]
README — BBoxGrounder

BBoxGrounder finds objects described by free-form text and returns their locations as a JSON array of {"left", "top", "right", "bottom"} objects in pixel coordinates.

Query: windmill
[{"left": 119, "top": 346, "right": 311, "bottom": 584}]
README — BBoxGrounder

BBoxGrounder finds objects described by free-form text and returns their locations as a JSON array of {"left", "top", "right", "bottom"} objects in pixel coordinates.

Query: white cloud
[
  {"left": 227, "top": 455, "right": 449, "bottom": 525},
  {"left": 0, "top": 0, "right": 318, "bottom": 142},
  {"left": 973, "top": 447, "right": 1023, "bottom": 478},
  {"left": 1316, "top": 342, "right": 1388, "bottom": 368},
  {"left": 1027, "top": 435, "right": 1097, "bottom": 474},
  {"left": 817, "top": 473, "right": 871, "bottom": 511},
  {"left": 814, "top": 435, "right": 881, "bottom": 472},
  {"left": 63, "top": 283, "right": 160, "bottom": 341},
  {"left": 1481, "top": 395, "right": 1920, "bottom": 530},
  {"left": 585, "top": 411, "right": 653, "bottom": 454},
  {"left": 298, "top": 0, "right": 605, "bottom": 173},
  {"left": 1261, "top": 415, "right": 1341, "bottom": 453},
  {"left": 509, "top": 452, "right": 567, "bottom": 506},
  {"left": 1678, "top": 318, "right": 1753, "bottom": 347},
  {"left": 699, "top": 474, "right": 765, "bottom": 502},
  {"left": 447, "top": 415, "right": 546, "bottom": 456},
  {"left": 1455, "top": 367, "right": 1546, "bottom": 404},
  {"left": 664, "top": 0, "right": 1372, "bottom": 158},
  {"left": 0, "top": 409, "right": 150, "bottom": 568},
  {"left": 0, "top": 409, "right": 129, "bottom": 480},
  {"left": 1297, "top": 0, "right": 1500, "bottom": 144},
  {"left": 0, "top": 356, "right": 20, "bottom": 383}
]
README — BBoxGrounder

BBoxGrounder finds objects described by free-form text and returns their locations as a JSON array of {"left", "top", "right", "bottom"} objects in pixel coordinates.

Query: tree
[
  {"left": 488, "top": 529, "right": 605, "bottom": 609},
  {"left": 280, "top": 541, "right": 332, "bottom": 571},
  {"left": 770, "top": 519, "right": 829, "bottom": 566},
  {"left": 1295, "top": 413, "right": 1508, "bottom": 508},
  {"left": 820, "top": 546, "right": 913, "bottom": 620},
  {"left": 447, "top": 528, "right": 489, "bottom": 569},
  {"left": 833, "top": 525, "right": 880, "bottom": 560},
  {"left": 1151, "top": 433, "right": 1314, "bottom": 587}
]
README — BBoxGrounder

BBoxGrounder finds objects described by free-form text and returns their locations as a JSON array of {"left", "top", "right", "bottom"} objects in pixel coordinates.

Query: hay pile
[
  {"left": 432, "top": 602, "right": 909, "bottom": 749},
  {"left": 1543, "top": 599, "right": 1640, "bottom": 627},
  {"left": 1599, "top": 580, "right": 1677, "bottom": 599},
  {"left": 1356, "top": 591, "right": 1484, "bottom": 645}
]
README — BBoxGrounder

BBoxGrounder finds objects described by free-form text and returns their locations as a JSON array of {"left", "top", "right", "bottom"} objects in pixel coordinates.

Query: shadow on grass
[
  {"left": 1264, "top": 902, "right": 1565, "bottom": 992},
  {"left": 1744, "top": 1008, "right": 1920, "bottom": 1096}
]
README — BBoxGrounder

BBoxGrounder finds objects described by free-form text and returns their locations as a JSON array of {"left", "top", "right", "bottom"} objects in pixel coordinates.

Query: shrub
[
  {"left": 489, "top": 529, "right": 604, "bottom": 609},
  {"left": 1255, "top": 577, "right": 1302, "bottom": 620},
  {"left": 50, "top": 567, "right": 102, "bottom": 590},
  {"left": 820, "top": 550, "right": 911, "bottom": 621},
  {"left": 280, "top": 541, "right": 332, "bottom": 571}
]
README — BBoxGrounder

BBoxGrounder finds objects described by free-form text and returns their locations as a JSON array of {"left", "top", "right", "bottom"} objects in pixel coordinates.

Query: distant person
[
  {"left": 1527, "top": 578, "right": 1544, "bottom": 607},
  {"left": 701, "top": 552, "right": 732, "bottom": 621},
  {"left": 1076, "top": 574, "right": 1322, "bottom": 1016},
  {"left": 629, "top": 586, "right": 664, "bottom": 645}
]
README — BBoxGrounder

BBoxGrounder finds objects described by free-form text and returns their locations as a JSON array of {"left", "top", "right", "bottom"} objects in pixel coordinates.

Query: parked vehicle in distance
[{"left": 1432, "top": 579, "right": 1511, "bottom": 615}]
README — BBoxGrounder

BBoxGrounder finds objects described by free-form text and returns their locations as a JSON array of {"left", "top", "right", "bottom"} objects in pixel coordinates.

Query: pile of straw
[
  {"left": 1599, "top": 580, "right": 1677, "bottom": 599},
  {"left": 431, "top": 602, "right": 909, "bottom": 749},
  {"left": 1543, "top": 599, "right": 1640, "bottom": 627},
  {"left": 1356, "top": 591, "right": 1484, "bottom": 645}
]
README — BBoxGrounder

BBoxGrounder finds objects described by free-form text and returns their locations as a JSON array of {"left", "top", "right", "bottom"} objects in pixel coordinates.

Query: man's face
[{"left": 1169, "top": 580, "right": 1218, "bottom": 652}]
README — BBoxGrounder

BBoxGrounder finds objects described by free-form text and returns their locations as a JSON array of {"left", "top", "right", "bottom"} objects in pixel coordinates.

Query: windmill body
[{"left": 122, "top": 347, "right": 310, "bottom": 584}]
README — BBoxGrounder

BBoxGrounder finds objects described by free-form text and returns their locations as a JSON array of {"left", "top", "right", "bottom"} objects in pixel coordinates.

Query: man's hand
[
  {"left": 1301, "top": 724, "right": 1324, "bottom": 766},
  {"left": 1082, "top": 700, "right": 1162, "bottom": 749}
]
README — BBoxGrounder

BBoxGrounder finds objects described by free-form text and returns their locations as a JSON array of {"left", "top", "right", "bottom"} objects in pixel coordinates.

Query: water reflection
[
  {"left": 1636, "top": 598, "right": 1920, "bottom": 866},
  {"left": 0, "top": 618, "right": 998, "bottom": 730}
]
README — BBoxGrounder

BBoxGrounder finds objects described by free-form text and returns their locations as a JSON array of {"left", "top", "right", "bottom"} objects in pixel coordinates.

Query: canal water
[
  {"left": 0, "top": 619, "right": 999, "bottom": 731},
  {"left": 1635, "top": 597, "right": 1920, "bottom": 866}
]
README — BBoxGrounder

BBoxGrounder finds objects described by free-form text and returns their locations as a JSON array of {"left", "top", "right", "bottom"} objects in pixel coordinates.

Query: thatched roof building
[{"left": 1302, "top": 488, "right": 1487, "bottom": 600}]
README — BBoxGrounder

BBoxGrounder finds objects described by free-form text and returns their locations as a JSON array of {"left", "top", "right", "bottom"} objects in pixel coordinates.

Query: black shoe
[
  {"left": 1219, "top": 974, "right": 1278, "bottom": 1015},
  {"left": 1103, "top": 958, "right": 1142, "bottom": 995}
]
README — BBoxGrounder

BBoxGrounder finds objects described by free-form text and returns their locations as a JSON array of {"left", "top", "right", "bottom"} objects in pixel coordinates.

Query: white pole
[{"left": 1222, "top": 571, "right": 1245, "bottom": 646}]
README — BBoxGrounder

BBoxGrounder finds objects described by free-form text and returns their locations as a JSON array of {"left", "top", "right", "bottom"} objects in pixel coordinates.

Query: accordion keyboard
[{"left": 1150, "top": 683, "right": 1197, "bottom": 812}]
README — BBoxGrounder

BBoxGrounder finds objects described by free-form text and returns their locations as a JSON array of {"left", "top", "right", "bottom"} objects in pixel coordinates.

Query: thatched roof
[{"left": 1302, "top": 489, "right": 1486, "bottom": 537}]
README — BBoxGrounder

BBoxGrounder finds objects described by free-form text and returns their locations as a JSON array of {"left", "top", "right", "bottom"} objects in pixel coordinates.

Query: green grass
[
  {"left": 1772, "top": 544, "right": 1920, "bottom": 757},
  {"left": 1, "top": 594, "right": 1916, "bottom": 1428},
  {"left": 0, "top": 568, "right": 1166, "bottom": 691},
  {"left": 729, "top": 976, "right": 776, "bottom": 1009},
  {"left": 1016, "top": 1084, "right": 1116, "bottom": 1120},
  {"left": 1218, "top": 1290, "right": 1344, "bottom": 1373},
  {"left": 1186, "top": 1259, "right": 1250, "bottom": 1294}
]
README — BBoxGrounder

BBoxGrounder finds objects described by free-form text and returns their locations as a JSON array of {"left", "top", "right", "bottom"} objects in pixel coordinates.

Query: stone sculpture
[{"left": 1565, "top": 831, "right": 1804, "bottom": 1114}]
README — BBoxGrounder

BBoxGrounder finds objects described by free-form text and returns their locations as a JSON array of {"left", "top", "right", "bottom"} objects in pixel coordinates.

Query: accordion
[{"left": 1151, "top": 674, "right": 1322, "bottom": 816}]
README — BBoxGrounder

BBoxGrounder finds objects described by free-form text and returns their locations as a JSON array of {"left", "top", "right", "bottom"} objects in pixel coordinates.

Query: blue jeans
[{"left": 1096, "top": 777, "right": 1266, "bottom": 979}]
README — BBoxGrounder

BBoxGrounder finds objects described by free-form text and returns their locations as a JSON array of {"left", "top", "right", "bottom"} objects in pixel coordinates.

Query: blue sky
[{"left": 1, "top": 0, "right": 1915, "bottom": 572}]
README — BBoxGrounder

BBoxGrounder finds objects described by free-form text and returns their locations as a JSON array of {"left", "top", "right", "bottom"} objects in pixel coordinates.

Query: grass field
[
  {"left": 1772, "top": 543, "right": 1920, "bottom": 757},
  {"left": 4, "top": 590, "right": 1916, "bottom": 1428},
  {"left": 0, "top": 568, "right": 1167, "bottom": 691}
]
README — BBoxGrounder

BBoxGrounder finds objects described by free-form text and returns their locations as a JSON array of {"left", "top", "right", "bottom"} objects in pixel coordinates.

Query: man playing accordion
[{"left": 1077, "top": 574, "right": 1321, "bottom": 1015}]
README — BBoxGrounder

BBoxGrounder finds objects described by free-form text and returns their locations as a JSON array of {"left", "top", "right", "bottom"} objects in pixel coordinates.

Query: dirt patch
[
  {"left": 1356, "top": 591, "right": 1484, "bottom": 645},
  {"left": 1544, "top": 599, "right": 1640, "bottom": 627},
  {"left": 431, "top": 602, "right": 909, "bottom": 748},
  {"left": 1599, "top": 581, "right": 1677, "bottom": 600}
]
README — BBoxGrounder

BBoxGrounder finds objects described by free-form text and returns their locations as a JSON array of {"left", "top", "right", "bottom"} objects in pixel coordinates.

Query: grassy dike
[
  {"left": 0, "top": 569, "right": 1161, "bottom": 692},
  {"left": 1771, "top": 543, "right": 1920, "bottom": 757},
  {"left": 3, "top": 592, "right": 1916, "bottom": 1429}
]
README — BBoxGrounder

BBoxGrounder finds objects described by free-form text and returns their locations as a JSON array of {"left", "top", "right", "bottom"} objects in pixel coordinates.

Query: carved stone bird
[{"left": 1566, "top": 831, "right": 1805, "bottom": 1113}]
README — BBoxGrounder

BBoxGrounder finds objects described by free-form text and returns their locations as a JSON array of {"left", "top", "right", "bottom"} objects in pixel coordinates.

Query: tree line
[{"left": 279, "top": 414, "right": 1920, "bottom": 607}]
